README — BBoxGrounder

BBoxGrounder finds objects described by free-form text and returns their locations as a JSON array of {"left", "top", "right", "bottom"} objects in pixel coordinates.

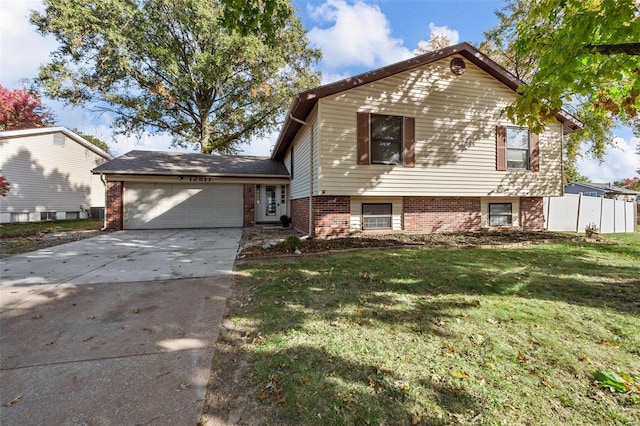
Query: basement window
[
  {"left": 362, "top": 203, "right": 392, "bottom": 230},
  {"left": 489, "top": 203, "right": 512, "bottom": 226}
]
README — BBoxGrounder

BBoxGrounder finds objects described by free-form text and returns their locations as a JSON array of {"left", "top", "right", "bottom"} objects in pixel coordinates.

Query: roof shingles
[{"left": 92, "top": 150, "right": 289, "bottom": 177}]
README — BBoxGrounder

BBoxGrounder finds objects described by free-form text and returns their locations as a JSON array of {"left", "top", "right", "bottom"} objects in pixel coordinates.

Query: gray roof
[
  {"left": 92, "top": 150, "right": 289, "bottom": 177},
  {"left": 566, "top": 181, "right": 639, "bottom": 195}
]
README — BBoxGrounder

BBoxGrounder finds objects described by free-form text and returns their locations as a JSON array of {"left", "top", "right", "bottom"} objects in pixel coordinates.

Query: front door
[{"left": 257, "top": 184, "right": 287, "bottom": 222}]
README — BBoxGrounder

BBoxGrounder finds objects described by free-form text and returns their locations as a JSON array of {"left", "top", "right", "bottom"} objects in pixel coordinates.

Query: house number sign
[{"left": 177, "top": 176, "right": 215, "bottom": 182}]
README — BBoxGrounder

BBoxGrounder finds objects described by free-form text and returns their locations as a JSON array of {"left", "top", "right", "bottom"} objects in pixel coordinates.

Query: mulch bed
[{"left": 238, "top": 229, "right": 585, "bottom": 259}]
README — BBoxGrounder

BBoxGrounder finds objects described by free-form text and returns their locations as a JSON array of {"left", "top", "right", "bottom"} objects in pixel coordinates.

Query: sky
[{"left": 1, "top": 0, "right": 638, "bottom": 183}]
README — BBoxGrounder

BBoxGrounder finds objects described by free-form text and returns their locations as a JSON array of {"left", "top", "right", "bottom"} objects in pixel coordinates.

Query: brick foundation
[
  {"left": 291, "top": 197, "right": 310, "bottom": 234},
  {"left": 520, "top": 197, "right": 544, "bottom": 230},
  {"left": 313, "top": 196, "right": 351, "bottom": 237},
  {"left": 243, "top": 184, "right": 256, "bottom": 227},
  {"left": 105, "top": 181, "right": 123, "bottom": 231},
  {"left": 404, "top": 196, "right": 482, "bottom": 233}
]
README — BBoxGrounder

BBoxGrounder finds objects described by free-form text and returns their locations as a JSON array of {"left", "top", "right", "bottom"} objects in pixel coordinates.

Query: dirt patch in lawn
[
  {"left": 0, "top": 229, "right": 103, "bottom": 258},
  {"left": 237, "top": 227, "right": 585, "bottom": 259}
]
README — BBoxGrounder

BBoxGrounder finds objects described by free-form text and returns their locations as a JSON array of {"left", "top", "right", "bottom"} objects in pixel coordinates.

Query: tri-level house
[{"left": 94, "top": 43, "right": 579, "bottom": 236}]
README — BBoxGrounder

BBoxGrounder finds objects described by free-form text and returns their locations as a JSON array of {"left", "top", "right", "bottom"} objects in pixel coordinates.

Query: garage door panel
[{"left": 124, "top": 183, "right": 243, "bottom": 229}]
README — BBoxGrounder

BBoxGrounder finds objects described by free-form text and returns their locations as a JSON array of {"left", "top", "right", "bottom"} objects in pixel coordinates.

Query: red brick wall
[
  {"left": 105, "top": 181, "right": 123, "bottom": 231},
  {"left": 291, "top": 197, "right": 310, "bottom": 234},
  {"left": 404, "top": 196, "right": 481, "bottom": 233},
  {"left": 520, "top": 197, "right": 544, "bottom": 230},
  {"left": 243, "top": 184, "right": 255, "bottom": 227},
  {"left": 313, "top": 196, "right": 351, "bottom": 237}
]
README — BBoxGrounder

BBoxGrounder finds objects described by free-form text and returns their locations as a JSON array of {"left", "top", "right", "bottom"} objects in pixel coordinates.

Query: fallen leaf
[
  {"left": 4, "top": 396, "right": 22, "bottom": 406},
  {"left": 517, "top": 350, "right": 529, "bottom": 362},
  {"left": 451, "top": 369, "right": 469, "bottom": 379},
  {"left": 411, "top": 411, "right": 422, "bottom": 425}
]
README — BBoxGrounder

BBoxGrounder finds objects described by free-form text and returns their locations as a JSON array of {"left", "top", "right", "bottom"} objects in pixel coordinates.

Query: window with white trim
[
  {"left": 371, "top": 114, "right": 403, "bottom": 165},
  {"left": 489, "top": 203, "right": 512, "bottom": 226},
  {"left": 506, "top": 127, "right": 529, "bottom": 169},
  {"left": 362, "top": 203, "right": 392, "bottom": 229}
]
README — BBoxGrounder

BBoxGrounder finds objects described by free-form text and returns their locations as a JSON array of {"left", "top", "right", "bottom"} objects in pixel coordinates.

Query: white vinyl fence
[{"left": 544, "top": 194, "right": 636, "bottom": 233}]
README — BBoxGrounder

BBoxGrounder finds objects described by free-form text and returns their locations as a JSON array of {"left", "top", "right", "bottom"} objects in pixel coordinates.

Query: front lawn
[
  {"left": 203, "top": 233, "right": 640, "bottom": 425},
  {"left": 0, "top": 219, "right": 103, "bottom": 258}
]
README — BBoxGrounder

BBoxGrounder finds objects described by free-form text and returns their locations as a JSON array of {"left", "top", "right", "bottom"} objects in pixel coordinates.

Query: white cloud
[
  {"left": 307, "top": 0, "right": 412, "bottom": 68},
  {"left": 577, "top": 136, "right": 640, "bottom": 182},
  {"left": 415, "top": 23, "right": 460, "bottom": 53},
  {"left": 0, "top": 0, "right": 57, "bottom": 87},
  {"left": 320, "top": 71, "right": 351, "bottom": 85}
]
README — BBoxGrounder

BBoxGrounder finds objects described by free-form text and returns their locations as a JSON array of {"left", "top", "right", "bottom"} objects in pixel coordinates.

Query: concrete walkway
[{"left": 0, "top": 229, "right": 241, "bottom": 425}]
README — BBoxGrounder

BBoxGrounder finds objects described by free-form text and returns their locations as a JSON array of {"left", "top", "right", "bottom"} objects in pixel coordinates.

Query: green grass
[
  {"left": 221, "top": 234, "right": 640, "bottom": 425},
  {"left": 0, "top": 219, "right": 103, "bottom": 257}
]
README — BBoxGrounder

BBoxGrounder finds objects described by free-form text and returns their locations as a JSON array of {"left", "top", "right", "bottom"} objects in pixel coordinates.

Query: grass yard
[
  {"left": 0, "top": 219, "right": 103, "bottom": 258},
  {"left": 205, "top": 233, "right": 640, "bottom": 425}
]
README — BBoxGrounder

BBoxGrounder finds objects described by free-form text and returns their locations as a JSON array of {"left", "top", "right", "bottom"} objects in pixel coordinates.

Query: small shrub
[
  {"left": 282, "top": 235, "right": 301, "bottom": 251},
  {"left": 585, "top": 223, "right": 599, "bottom": 238}
]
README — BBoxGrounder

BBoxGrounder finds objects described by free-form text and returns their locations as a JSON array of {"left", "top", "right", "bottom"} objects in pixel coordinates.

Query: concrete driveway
[{"left": 0, "top": 229, "right": 241, "bottom": 425}]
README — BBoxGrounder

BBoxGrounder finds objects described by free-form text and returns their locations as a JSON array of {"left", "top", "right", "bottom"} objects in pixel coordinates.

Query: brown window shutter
[
  {"left": 529, "top": 133, "right": 539, "bottom": 172},
  {"left": 403, "top": 116, "right": 415, "bottom": 168},
  {"left": 496, "top": 125, "right": 506, "bottom": 171},
  {"left": 357, "top": 112, "right": 370, "bottom": 165}
]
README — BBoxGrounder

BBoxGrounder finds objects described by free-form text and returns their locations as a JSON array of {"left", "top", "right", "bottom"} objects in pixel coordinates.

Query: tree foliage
[
  {"left": 0, "top": 85, "right": 53, "bottom": 131},
  {"left": 0, "top": 175, "right": 11, "bottom": 197},
  {"left": 31, "top": 0, "right": 320, "bottom": 154},
  {"left": 73, "top": 129, "right": 112, "bottom": 154},
  {"left": 481, "top": 0, "right": 640, "bottom": 183},
  {"left": 614, "top": 177, "right": 640, "bottom": 191},
  {"left": 495, "top": 0, "right": 640, "bottom": 132}
]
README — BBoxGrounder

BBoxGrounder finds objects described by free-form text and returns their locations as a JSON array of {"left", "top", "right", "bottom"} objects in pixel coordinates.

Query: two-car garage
[{"left": 123, "top": 182, "right": 243, "bottom": 229}]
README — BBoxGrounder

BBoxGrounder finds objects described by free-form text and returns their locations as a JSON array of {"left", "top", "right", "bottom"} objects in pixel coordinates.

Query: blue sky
[{"left": 1, "top": 0, "right": 638, "bottom": 182}]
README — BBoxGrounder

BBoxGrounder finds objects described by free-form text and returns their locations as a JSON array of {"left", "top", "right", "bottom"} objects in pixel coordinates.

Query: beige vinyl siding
[
  {"left": 289, "top": 107, "right": 318, "bottom": 200},
  {"left": 316, "top": 57, "right": 563, "bottom": 197},
  {"left": 350, "top": 197, "right": 403, "bottom": 231},
  {"left": 481, "top": 197, "right": 520, "bottom": 228},
  {"left": 0, "top": 132, "right": 108, "bottom": 214}
]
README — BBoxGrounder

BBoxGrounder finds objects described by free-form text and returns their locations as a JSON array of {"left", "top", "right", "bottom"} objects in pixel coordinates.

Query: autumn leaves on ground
[{"left": 202, "top": 232, "right": 640, "bottom": 425}]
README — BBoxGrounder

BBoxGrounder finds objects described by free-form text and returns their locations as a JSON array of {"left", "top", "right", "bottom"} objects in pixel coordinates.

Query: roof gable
[
  {"left": 272, "top": 42, "right": 580, "bottom": 160},
  {"left": 0, "top": 126, "right": 113, "bottom": 160}
]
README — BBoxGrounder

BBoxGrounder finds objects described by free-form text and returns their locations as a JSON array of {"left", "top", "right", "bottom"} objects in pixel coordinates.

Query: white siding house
[{"left": 0, "top": 127, "right": 112, "bottom": 223}]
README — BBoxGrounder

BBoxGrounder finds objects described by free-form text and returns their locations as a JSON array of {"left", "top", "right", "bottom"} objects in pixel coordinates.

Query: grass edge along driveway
[{"left": 202, "top": 233, "right": 640, "bottom": 426}]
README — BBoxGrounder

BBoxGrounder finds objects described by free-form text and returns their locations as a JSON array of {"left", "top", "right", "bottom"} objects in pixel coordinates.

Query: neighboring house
[
  {"left": 95, "top": 43, "right": 580, "bottom": 236},
  {"left": 565, "top": 182, "right": 639, "bottom": 203},
  {"left": 0, "top": 127, "right": 112, "bottom": 223}
]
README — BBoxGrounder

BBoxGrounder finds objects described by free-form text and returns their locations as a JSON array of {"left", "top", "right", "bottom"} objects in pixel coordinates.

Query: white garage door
[{"left": 124, "top": 182, "right": 243, "bottom": 229}]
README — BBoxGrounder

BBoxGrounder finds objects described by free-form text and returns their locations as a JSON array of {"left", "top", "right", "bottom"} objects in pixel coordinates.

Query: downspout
[
  {"left": 99, "top": 173, "right": 108, "bottom": 231},
  {"left": 289, "top": 113, "right": 314, "bottom": 237}
]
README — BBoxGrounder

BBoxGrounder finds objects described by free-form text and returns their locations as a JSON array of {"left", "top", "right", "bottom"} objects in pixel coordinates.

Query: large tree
[
  {"left": 481, "top": 0, "right": 640, "bottom": 182},
  {"left": 0, "top": 85, "right": 52, "bottom": 131},
  {"left": 31, "top": 0, "right": 320, "bottom": 154}
]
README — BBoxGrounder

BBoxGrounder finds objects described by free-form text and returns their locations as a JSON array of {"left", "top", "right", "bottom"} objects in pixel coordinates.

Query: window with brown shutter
[
  {"left": 357, "top": 113, "right": 415, "bottom": 167},
  {"left": 496, "top": 126, "right": 537, "bottom": 171},
  {"left": 496, "top": 125, "right": 507, "bottom": 171},
  {"left": 403, "top": 116, "right": 415, "bottom": 168},
  {"left": 357, "top": 112, "right": 370, "bottom": 165}
]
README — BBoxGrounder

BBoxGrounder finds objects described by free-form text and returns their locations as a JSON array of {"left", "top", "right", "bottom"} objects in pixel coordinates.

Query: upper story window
[
  {"left": 506, "top": 127, "right": 530, "bottom": 170},
  {"left": 370, "top": 114, "right": 403, "bottom": 165},
  {"left": 357, "top": 112, "right": 415, "bottom": 167},
  {"left": 496, "top": 125, "right": 539, "bottom": 172}
]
